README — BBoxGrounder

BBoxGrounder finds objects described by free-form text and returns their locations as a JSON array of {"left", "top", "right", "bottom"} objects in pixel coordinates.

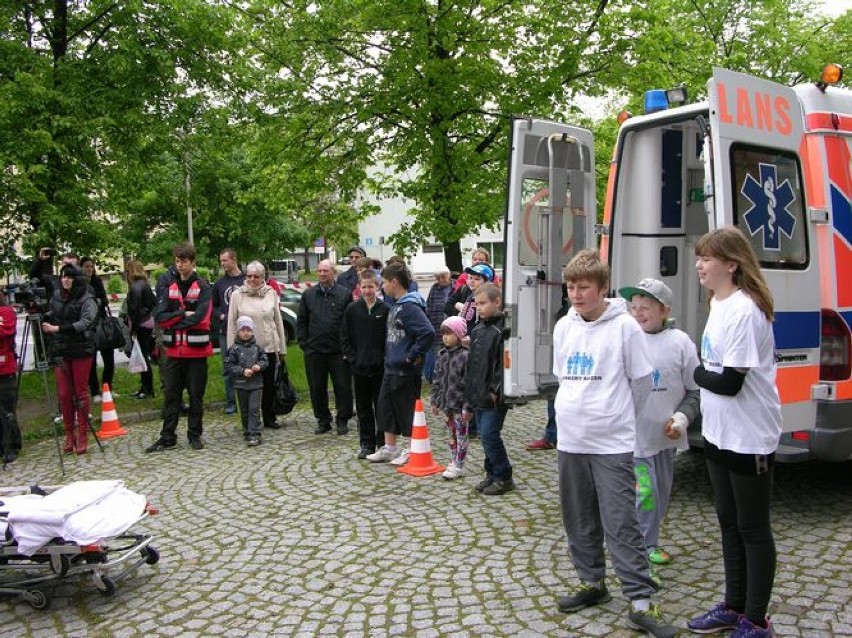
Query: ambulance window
[
  {"left": 730, "top": 145, "right": 807, "bottom": 269},
  {"left": 517, "top": 176, "right": 575, "bottom": 267}
]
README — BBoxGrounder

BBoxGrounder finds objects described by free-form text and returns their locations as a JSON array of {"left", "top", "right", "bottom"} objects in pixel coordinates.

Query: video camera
[{"left": 12, "top": 279, "right": 50, "bottom": 315}]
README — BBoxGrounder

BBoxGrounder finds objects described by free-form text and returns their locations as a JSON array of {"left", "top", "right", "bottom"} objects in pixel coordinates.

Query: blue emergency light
[{"left": 644, "top": 90, "right": 668, "bottom": 114}]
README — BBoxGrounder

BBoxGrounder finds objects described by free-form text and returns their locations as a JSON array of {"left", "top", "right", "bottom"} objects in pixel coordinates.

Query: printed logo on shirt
[
  {"left": 701, "top": 334, "right": 722, "bottom": 368},
  {"left": 563, "top": 352, "right": 601, "bottom": 380},
  {"left": 650, "top": 368, "right": 666, "bottom": 392}
]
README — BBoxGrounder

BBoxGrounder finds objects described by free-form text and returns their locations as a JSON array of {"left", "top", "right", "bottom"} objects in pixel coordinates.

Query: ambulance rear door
[
  {"left": 707, "top": 68, "right": 820, "bottom": 433},
  {"left": 502, "top": 117, "right": 596, "bottom": 400}
]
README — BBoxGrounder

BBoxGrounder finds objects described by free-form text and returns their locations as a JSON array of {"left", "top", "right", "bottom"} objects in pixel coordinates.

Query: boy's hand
[
  {"left": 243, "top": 369, "right": 252, "bottom": 378},
  {"left": 488, "top": 392, "right": 498, "bottom": 406},
  {"left": 664, "top": 412, "right": 688, "bottom": 439},
  {"left": 251, "top": 364, "right": 261, "bottom": 372}
]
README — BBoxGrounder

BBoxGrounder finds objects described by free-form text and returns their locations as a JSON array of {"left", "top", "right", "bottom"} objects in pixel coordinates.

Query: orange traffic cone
[
  {"left": 398, "top": 399, "right": 444, "bottom": 477},
  {"left": 98, "top": 383, "right": 128, "bottom": 439}
]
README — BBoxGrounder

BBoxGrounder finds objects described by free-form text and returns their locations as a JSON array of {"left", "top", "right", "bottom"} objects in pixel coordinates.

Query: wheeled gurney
[{"left": 0, "top": 480, "right": 159, "bottom": 609}]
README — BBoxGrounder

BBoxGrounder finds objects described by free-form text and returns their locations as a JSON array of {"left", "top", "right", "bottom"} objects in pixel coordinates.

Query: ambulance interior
[{"left": 608, "top": 117, "right": 711, "bottom": 348}]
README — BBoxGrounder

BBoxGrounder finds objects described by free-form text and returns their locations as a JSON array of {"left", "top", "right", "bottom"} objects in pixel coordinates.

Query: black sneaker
[
  {"left": 315, "top": 424, "right": 332, "bottom": 435},
  {"left": 627, "top": 604, "right": 678, "bottom": 638},
  {"left": 145, "top": 440, "right": 177, "bottom": 453},
  {"left": 265, "top": 421, "right": 282, "bottom": 430},
  {"left": 481, "top": 479, "right": 515, "bottom": 496},
  {"left": 189, "top": 438, "right": 204, "bottom": 450},
  {"left": 336, "top": 424, "right": 349, "bottom": 435},
  {"left": 247, "top": 435, "right": 261, "bottom": 447},
  {"left": 357, "top": 447, "right": 373, "bottom": 460},
  {"left": 475, "top": 477, "right": 494, "bottom": 492},
  {"left": 557, "top": 584, "right": 612, "bottom": 613}
]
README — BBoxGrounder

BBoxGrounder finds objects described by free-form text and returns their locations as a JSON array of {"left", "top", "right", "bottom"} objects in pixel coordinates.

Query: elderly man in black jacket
[{"left": 296, "top": 259, "right": 354, "bottom": 435}]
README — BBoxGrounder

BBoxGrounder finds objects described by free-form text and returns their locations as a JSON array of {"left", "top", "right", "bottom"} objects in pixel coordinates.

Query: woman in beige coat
[{"left": 227, "top": 261, "right": 287, "bottom": 431}]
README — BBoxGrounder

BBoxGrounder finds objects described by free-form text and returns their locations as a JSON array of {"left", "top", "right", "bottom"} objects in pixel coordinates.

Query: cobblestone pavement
[{"left": 0, "top": 399, "right": 850, "bottom": 637}]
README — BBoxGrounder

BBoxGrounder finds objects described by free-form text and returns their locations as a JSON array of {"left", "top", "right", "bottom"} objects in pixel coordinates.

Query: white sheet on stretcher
[{"left": 0, "top": 480, "right": 147, "bottom": 556}]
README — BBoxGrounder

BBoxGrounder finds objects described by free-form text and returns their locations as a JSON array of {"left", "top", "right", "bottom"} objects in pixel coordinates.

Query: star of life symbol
[
  {"left": 741, "top": 162, "right": 797, "bottom": 251},
  {"left": 566, "top": 352, "right": 595, "bottom": 376}
]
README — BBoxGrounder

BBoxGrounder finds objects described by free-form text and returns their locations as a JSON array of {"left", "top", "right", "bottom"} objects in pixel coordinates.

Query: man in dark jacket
[
  {"left": 336, "top": 245, "right": 366, "bottom": 294},
  {"left": 341, "top": 270, "right": 389, "bottom": 458},
  {"left": 296, "top": 259, "right": 353, "bottom": 435},
  {"left": 146, "top": 243, "right": 213, "bottom": 452},
  {"left": 213, "top": 248, "right": 245, "bottom": 415}
]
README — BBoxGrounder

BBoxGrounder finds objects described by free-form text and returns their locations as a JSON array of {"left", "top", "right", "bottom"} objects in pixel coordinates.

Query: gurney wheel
[
  {"left": 24, "top": 589, "right": 50, "bottom": 610},
  {"left": 141, "top": 546, "right": 160, "bottom": 565},
  {"left": 96, "top": 576, "right": 116, "bottom": 597}
]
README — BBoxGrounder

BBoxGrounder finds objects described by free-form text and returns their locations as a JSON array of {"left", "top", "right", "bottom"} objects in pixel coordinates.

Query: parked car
[{"left": 278, "top": 287, "right": 301, "bottom": 344}]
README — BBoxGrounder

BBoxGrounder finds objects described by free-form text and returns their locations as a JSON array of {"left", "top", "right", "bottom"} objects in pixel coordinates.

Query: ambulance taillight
[{"left": 819, "top": 309, "right": 851, "bottom": 381}]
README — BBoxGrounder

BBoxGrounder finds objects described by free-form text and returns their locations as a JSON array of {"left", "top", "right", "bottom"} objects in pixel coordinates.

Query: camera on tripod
[{"left": 10, "top": 279, "right": 50, "bottom": 315}]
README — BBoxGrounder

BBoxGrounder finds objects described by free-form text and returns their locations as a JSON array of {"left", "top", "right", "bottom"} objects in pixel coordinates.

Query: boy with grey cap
[
  {"left": 618, "top": 278, "right": 700, "bottom": 571},
  {"left": 225, "top": 316, "right": 269, "bottom": 447}
]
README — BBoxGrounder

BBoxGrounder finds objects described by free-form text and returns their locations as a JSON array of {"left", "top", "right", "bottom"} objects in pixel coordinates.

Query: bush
[{"left": 107, "top": 275, "right": 125, "bottom": 294}]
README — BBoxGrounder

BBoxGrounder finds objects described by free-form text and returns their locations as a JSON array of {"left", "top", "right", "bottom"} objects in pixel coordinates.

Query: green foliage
[{"left": 106, "top": 275, "right": 125, "bottom": 295}]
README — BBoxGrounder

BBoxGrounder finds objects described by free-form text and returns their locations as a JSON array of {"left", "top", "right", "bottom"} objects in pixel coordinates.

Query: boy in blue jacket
[{"left": 367, "top": 262, "right": 435, "bottom": 466}]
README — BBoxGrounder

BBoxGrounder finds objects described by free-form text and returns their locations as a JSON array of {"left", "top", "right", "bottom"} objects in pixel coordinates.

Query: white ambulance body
[{"left": 502, "top": 67, "right": 852, "bottom": 462}]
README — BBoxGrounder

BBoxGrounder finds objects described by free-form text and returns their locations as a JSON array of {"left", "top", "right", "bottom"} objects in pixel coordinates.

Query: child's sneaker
[
  {"left": 627, "top": 604, "right": 678, "bottom": 638},
  {"left": 389, "top": 447, "right": 410, "bottom": 466},
  {"left": 687, "top": 602, "right": 740, "bottom": 633},
  {"left": 442, "top": 462, "right": 465, "bottom": 480},
  {"left": 730, "top": 616, "right": 774, "bottom": 638},
  {"left": 648, "top": 547, "right": 672, "bottom": 565},
  {"left": 366, "top": 445, "right": 400, "bottom": 463}
]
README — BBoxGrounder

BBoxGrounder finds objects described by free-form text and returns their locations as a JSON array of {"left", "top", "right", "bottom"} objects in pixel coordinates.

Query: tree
[
  {"left": 0, "top": 0, "right": 240, "bottom": 260},
  {"left": 245, "top": 0, "right": 629, "bottom": 272}
]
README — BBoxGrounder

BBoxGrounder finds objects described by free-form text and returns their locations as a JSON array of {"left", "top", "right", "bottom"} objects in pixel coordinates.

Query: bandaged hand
[{"left": 664, "top": 412, "right": 688, "bottom": 439}]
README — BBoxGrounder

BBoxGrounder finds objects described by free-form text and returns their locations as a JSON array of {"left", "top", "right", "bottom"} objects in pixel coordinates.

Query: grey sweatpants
[
  {"left": 558, "top": 451, "right": 657, "bottom": 601},
  {"left": 634, "top": 448, "right": 676, "bottom": 550}
]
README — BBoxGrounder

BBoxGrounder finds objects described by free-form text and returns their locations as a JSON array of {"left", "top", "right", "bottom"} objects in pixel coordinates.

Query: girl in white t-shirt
[
  {"left": 687, "top": 226, "right": 781, "bottom": 638},
  {"left": 618, "top": 279, "right": 700, "bottom": 574}
]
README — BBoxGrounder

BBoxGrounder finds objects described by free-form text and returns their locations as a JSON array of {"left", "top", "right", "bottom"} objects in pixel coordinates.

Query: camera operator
[
  {"left": 40, "top": 264, "right": 98, "bottom": 455},
  {"left": 0, "top": 291, "right": 22, "bottom": 463},
  {"left": 28, "top": 248, "right": 80, "bottom": 300},
  {"left": 80, "top": 257, "right": 115, "bottom": 403}
]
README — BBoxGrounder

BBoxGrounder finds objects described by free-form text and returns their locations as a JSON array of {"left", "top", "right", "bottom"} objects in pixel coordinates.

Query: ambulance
[{"left": 501, "top": 65, "right": 852, "bottom": 462}]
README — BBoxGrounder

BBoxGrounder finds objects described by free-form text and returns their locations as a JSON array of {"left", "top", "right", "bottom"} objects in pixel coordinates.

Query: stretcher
[{"left": 0, "top": 481, "right": 159, "bottom": 609}]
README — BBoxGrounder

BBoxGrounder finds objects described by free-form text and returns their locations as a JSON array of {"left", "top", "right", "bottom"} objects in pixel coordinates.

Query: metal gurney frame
[{"left": 0, "top": 485, "right": 159, "bottom": 609}]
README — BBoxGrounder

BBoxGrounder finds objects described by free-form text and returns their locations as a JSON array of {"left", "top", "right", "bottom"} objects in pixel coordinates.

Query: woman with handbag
[
  {"left": 227, "top": 261, "right": 287, "bottom": 432},
  {"left": 81, "top": 257, "right": 116, "bottom": 403},
  {"left": 41, "top": 264, "right": 98, "bottom": 454},
  {"left": 126, "top": 260, "right": 157, "bottom": 399}
]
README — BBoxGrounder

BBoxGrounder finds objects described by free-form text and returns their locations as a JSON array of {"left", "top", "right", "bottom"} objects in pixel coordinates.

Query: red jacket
[
  {"left": 156, "top": 274, "right": 213, "bottom": 358},
  {"left": 0, "top": 306, "right": 16, "bottom": 376}
]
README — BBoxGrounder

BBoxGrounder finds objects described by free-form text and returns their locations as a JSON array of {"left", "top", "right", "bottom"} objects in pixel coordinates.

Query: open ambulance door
[
  {"left": 706, "top": 68, "right": 820, "bottom": 440},
  {"left": 502, "top": 117, "right": 596, "bottom": 401}
]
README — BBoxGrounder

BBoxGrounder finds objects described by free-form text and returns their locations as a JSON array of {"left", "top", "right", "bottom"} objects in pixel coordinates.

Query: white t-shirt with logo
[
  {"left": 700, "top": 290, "right": 781, "bottom": 455},
  {"left": 553, "top": 298, "right": 653, "bottom": 454},
  {"left": 634, "top": 328, "right": 700, "bottom": 458}
]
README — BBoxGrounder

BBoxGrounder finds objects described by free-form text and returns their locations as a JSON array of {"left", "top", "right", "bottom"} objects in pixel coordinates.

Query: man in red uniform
[{"left": 146, "top": 243, "right": 213, "bottom": 452}]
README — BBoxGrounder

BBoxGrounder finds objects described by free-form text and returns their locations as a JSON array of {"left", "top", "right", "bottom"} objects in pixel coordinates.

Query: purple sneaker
[
  {"left": 730, "top": 616, "right": 774, "bottom": 638},
  {"left": 687, "top": 603, "right": 740, "bottom": 634}
]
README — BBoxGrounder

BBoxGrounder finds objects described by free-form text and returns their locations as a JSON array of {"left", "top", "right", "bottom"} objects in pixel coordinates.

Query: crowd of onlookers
[{"left": 0, "top": 227, "right": 784, "bottom": 637}]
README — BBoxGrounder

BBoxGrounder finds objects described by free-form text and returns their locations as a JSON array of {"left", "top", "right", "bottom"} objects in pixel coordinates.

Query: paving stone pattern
[{"left": 0, "top": 400, "right": 850, "bottom": 637}]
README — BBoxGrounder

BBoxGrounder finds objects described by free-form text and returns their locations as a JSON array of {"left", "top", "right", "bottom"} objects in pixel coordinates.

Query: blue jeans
[
  {"left": 474, "top": 407, "right": 512, "bottom": 481},
  {"left": 219, "top": 334, "right": 236, "bottom": 409},
  {"left": 544, "top": 398, "right": 556, "bottom": 444}
]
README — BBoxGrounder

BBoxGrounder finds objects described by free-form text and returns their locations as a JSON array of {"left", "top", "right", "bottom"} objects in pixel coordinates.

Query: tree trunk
[{"left": 444, "top": 241, "right": 462, "bottom": 277}]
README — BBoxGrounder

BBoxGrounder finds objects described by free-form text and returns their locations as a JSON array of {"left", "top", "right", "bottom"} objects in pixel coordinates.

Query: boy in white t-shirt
[
  {"left": 552, "top": 250, "right": 676, "bottom": 638},
  {"left": 619, "top": 278, "right": 700, "bottom": 572}
]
